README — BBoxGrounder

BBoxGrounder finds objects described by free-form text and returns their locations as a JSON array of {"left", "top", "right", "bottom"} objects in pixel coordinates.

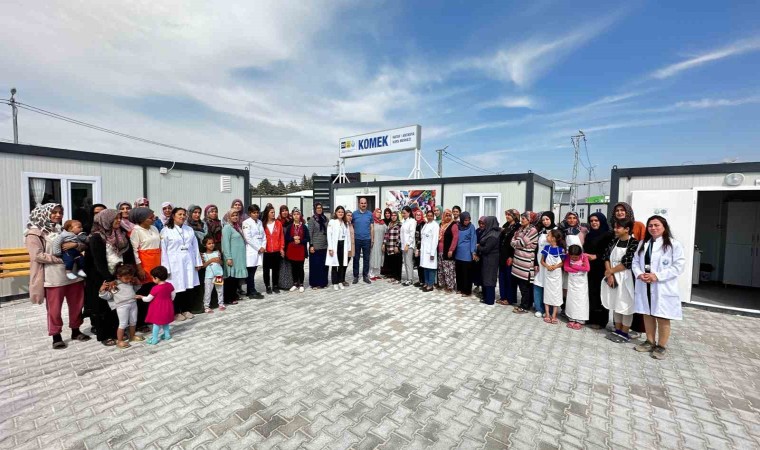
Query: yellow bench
[{"left": 0, "top": 248, "right": 31, "bottom": 278}]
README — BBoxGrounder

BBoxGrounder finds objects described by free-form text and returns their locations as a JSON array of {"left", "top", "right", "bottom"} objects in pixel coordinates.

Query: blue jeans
[
  {"left": 533, "top": 285, "right": 544, "bottom": 313},
  {"left": 62, "top": 248, "right": 82, "bottom": 271},
  {"left": 499, "top": 264, "right": 514, "bottom": 303},
  {"left": 423, "top": 268, "right": 437, "bottom": 286},
  {"left": 353, "top": 239, "right": 371, "bottom": 278}
]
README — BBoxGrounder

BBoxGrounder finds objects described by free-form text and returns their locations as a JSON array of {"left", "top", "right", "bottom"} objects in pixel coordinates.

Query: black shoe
[
  {"left": 250, "top": 292, "right": 264, "bottom": 299},
  {"left": 266, "top": 287, "right": 273, "bottom": 294},
  {"left": 363, "top": 276, "right": 371, "bottom": 284},
  {"left": 52, "top": 334, "right": 66, "bottom": 349},
  {"left": 273, "top": 287, "right": 281, "bottom": 293},
  {"left": 413, "top": 282, "right": 422, "bottom": 287},
  {"left": 352, "top": 277, "right": 359, "bottom": 284}
]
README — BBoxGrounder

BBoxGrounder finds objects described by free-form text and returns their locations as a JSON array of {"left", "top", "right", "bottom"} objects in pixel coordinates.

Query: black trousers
[
  {"left": 331, "top": 241, "right": 346, "bottom": 285},
  {"left": 515, "top": 275, "right": 533, "bottom": 310},
  {"left": 263, "top": 252, "right": 281, "bottom": 288},
  {"left": 385, "top": 252, "right": 402, "bottom": 280},
  {"left": 135, "top": 283, "right": 155, "bottom": 327},
  {"left": 173, "top": 289, "right": 193, "bottom": 314},
  {"left": 224, "top": 277, "right": 240, "bottom": 303},
  {"left": 455, "top": 260, "right": 473, "bottom": 294},
  {"left": 292, "top": 260, "right": 305, "bottom": 286}
]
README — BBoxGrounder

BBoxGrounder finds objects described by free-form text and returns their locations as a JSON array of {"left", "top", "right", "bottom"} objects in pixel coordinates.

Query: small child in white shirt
[{"left": 99, "top": 263, "right": 144, "bottom": 349}]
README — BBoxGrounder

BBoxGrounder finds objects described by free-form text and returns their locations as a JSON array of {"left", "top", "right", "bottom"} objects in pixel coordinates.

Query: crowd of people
[{"left": 25, "top": 197, "right": 686, "bottom": 359}]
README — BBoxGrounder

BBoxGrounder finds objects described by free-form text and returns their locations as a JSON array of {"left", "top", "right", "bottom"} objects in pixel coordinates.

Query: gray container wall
[
  {"left": 146, "top": 168, "right": 244, "bottom": 212},
  {"left": 533, "top": 183, "right": 553, "bottom": 213}
]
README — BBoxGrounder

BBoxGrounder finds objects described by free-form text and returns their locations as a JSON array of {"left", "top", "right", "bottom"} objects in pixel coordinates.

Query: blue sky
[{"left": 1, "top": 0, "right": 759, "bottom": 191}]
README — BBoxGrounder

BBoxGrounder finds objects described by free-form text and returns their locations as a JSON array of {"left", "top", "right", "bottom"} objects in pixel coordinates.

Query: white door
[
  {"left": 725, "top": 202, "right": 758, "bottom": 245},
  {"left": 631, "top": 189, "right": 697, "bottom": 303},
  {"left": 723, "top": 202, "right": 758, "bottom": 287}
]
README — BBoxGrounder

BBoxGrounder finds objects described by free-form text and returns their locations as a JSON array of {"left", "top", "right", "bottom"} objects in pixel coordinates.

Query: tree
[
  {"left": 257, "top": 178, "right": 274, "bottom": 195},
  {"left": 275, "top": 180, "right": 287, "bottom": 195}
]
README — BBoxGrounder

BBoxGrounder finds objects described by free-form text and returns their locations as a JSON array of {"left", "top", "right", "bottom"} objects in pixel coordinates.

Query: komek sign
[{"left": 339, "top": 125, "right": 421, "bottom": 159}]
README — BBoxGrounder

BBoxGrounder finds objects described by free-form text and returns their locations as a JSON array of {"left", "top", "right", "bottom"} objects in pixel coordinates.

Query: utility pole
[
  {"left": 10, "top": 88, "right": 18, "bottom": 144},
  {"left": 436, "top": 145, "right": 448, "bottom": 177},
  {"left": 569, "top": 131, "right": 585, "bottom": 212}
]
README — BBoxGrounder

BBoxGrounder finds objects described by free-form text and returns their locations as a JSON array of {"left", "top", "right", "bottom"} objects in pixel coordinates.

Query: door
[
  {"left": 68, "top": 181, "right": 95, "bottom": 224},
  {"left": 631, "top": 189, "right": 697, "bottom": 303},
  {"left": 724, "top": 202, "right": 758, "bottom": 287},
  {"left": 357, "top": 195, "right": 376, "bottom": 212}
]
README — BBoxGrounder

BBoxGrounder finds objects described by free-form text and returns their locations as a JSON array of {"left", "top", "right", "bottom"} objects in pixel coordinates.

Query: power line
[
  {"left": 2, "top": 99, "right": 334, "bottom": 167},
  {"left": 441, "top": 149, "right": 500, "bottom": 175}
]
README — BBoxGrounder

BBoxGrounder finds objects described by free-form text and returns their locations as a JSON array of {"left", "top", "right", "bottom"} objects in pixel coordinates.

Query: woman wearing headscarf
[
  {"left": 559, "top": 211, "right": 588, "bottom": 247},
  {"left": 284, "top": 207, "right": 310, "bottom": 292},
  {"left": 380, "top": 208, "right": 393, "bottom": 277},
  {"left": 187, "top": 205, "right": 207, "bottom": 245},
  {"left": 498, "top": 209, "right": 520, "bottom": 305},
  {"left": 222, "top": 209, "right": 248, "bottom": 305},
  {"left": 228, "top": 199, "right": 249, "bottom": 224},
  {"left": 161, "top": 207, "right": 202, "bottom": 321},
  {"left": 437, "top": 209, "right": 459, "bottom": 293},
  {"left": 128, "top": 207, "right": 161, "bottom": 328},
  {"left": 433, "top": 206, "right": 442, "bottom": 224},
  {"left": 155, "top": 202, "right": 173, "bottom": 232},
  {"left": 477, "top": 217, "right": 502, "bottom": 305},
  {"left": 134, "top": 198, "right": 150, "bottom": 209},
  {"left": 277, "top": 205, "right": 294, "bottom": 291},
  {"left": 86, "top": 209, "right": 135, "bottom": 345},
  {"left": 25, "top": 203, "right": 91, "bottom": 348},
  {"left": 370, "top": 208, "right": 388, "bottom": 281},
  {"left": 204, "top": 205, "right": 223, "bottom": 252},
  {"left": 412, "top": 209, "right": 425, "bottom": 286},
  {"left": 454, "top": 212, "right": 477, "bottom": 297},
  {"left": 308, "top": 202, "right": 330, "bottom": 289},
  {"left": 584, "top": 212, "right": 614, "bottom": 328},
  {"left": 382, "top": 211, "right": 402, "bottom": 282},
  {"left": 611, "top": 202, "right": 646, "bottom": 241},
  {"left": 511, "top": 211, "right": 539, "bottom": 313},
  {"left": 116, "top": 201, "right": 135, "bottom": 234},
  {"left": 533, "top": 212, "right": 557, "bottom": 317},
  {"left": 83, "top": 203, "right": 107, "bottom": 234},
  {"left": 472, "top": 217, "right": 486, "bottom": 294}
]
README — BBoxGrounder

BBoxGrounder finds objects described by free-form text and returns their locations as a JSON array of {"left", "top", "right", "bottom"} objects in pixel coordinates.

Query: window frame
[
  {"left": 21, "top": 172, "right": 102, "bottom": 228},
  {"left": 462, "top": 193, "right": 501, "bottom": 219}
]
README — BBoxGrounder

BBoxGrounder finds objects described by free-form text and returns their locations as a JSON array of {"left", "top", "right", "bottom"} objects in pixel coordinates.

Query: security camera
[{"left": 10, "top": 88, "right": 16, "bottom": 95}]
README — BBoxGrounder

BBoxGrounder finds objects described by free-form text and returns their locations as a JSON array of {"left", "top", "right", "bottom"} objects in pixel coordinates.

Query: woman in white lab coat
[
  {"left": 400, "top": 206, "right": 417, "bottom": 286},
  {"left": 160, "top": 207, "right": 203, "bottom": 321},
  {"left": 418, "top": 210, "right": 440, "bottom": 291},
  {"left": 632, "top": 215, "right": 686, "bottom": 360},
  {"left": 242, "top": 205, "right": 266, "bottom": 298},
  {"left": 326, "top": 206, "right": 352, "bottom": 290}
]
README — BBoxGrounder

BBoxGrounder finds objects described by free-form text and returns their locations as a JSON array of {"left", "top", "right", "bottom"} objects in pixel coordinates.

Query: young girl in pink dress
[{"left": 136, "top": 265, "right": 175, "bottom": 345}]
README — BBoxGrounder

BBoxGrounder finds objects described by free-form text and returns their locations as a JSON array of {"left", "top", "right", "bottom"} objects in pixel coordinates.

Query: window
[
  {"left": 22, "top": 172, "right": 101, "bottom": 226},
  {"left": 463, "top": 193, "right": 501, "bottom": 220}
]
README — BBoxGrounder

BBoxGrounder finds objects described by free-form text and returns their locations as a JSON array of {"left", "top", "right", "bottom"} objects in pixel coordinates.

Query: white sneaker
[
  {"left": 299, "top": 286, "right": 304, "bottom": 293},
  {"left": 534, "top": 311, "right": 543, "bottom": 318},
  {"left": 339, "top": 283, "right": 345, "bottom": 290},
  {"left": 66, "top": 272, "right": 78, "bottom": 280},
  {"left": 289, "top": 286, "right": 297, "bottom": 292},
  {"left": 333, "top": 284, "right": 339, "bottom": 291},
  {"left": 76, "top": 269, "right": 87, "bottom": 278}
]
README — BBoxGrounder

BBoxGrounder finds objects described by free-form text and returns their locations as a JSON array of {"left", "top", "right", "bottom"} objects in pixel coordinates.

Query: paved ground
[{"left": 1, "top": 275, "right": 760, "bottom": 450}]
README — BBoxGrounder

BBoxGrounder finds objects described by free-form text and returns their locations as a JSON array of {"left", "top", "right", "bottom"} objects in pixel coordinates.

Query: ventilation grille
[{"left": 220, "top": 176, "right": 232, "bottom": 193}]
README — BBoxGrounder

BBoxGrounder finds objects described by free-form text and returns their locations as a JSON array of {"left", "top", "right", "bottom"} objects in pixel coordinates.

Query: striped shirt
[{"left": 510, "top": 225, "right": 539, "bottom": 281}]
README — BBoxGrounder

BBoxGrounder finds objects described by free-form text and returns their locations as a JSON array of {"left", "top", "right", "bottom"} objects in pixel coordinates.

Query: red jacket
[{"left": 264, "top": 220, "right": 284, "bottom": 252}]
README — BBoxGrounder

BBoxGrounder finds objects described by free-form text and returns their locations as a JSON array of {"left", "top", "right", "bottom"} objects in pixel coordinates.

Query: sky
[{"left": 1, "top": 0, "right": 759, "bottom": 194}]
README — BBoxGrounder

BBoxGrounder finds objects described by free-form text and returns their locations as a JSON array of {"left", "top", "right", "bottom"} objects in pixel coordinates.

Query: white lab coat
[
  {"left": 632, "top": 237, "right": 686, "bottom": 320},
  {"left": 400, "top": 218, "right": 417, "bottom": 250},
  {"left": 242, "top": 217, "right": 266, "bottom": 267},
  {"left": 419, "top": 221, "right": 440, "bottom": 269},
  {"left": 325, "top": 219, "right": 351, "bottom": 267},
  {"left": 160, "top": 224, "right": 202, "bottom": 293}
]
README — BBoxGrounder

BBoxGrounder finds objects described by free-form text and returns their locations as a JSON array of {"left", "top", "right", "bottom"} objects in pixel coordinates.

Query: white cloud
[
  {"left": 650, "top": 37, "right": 760, "bottom": 79},
  {"left": 674, "top": 96, "right": 760, "bottom": 109},
  {"left": 477, "top": 96, "right": 537, "bottom": 110}
]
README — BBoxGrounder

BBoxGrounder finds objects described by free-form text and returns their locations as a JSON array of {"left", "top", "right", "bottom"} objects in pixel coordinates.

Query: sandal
[
  {"left": 116, "top": 341, "right": 130, "bottom": 349},
  {"left": 205, "top": 308, "right": 214, "bottom": 313},
  {"left": 514, "top": 307, "right": 528, "bottom": 314},
  {"left": 551, "top": 318, "right": 559, "bottom": 324},
  {"left": 544, "top": 317, "right": 552, "bottom": 323},
  {"left": 574, "top": 323, "right": 584, "bottom": 330},
  {"left": 101, "top": 339, "right": 117, "bottom": 347},
  {"left": 567, "top": 322, "right": 575, "bottom": 328},
  {"left": 129, "top": 335, "right": 145, "bottom": 342}
]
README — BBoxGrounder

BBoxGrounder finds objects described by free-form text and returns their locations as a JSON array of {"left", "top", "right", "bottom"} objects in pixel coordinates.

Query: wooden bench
[{"left": 0, "top": 248, "right": 30, "bottom": 278}]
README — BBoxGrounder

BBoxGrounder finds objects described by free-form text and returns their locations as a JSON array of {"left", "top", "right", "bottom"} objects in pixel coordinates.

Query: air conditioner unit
[{"left": 220, "top": 176, "right": 232, "bottom": 193}]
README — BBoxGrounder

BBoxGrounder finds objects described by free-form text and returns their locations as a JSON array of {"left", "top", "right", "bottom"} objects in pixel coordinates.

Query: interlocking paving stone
[{"left": 1, "top": 276, "right": 760, "bottom": 450}]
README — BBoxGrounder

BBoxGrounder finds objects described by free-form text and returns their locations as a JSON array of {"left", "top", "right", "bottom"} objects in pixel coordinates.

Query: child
[
  {"left": 600, "top": 219, "right": 639, "bottom": 343},
  {"left": 201, "top": 236, "right": 225, "bottom": 313},
  {"left": 98, "top": 263, "right": 144, "bottom": 349},
  {"left": 564, "top": 245, "right": 590, "bottom": 330},
  {"left": 52, "top": 220, "right": 88, "bottom": 280},
  {"left": 136, "top": 266, "right": 175, "bottom": 345},
  {"left": 540, "top": 229, "right": 566, "bottom": 324}
]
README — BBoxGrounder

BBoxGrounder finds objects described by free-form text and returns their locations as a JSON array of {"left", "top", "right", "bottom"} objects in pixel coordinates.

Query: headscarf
[
  {"left": 223, "top": 209, "right": 245, "bottom": 241},
  {"left": 537, "top": 211, "right": 556, "bottom": 233},
  {"left": 383, "top": 208, "right": 392, "bottom": 226},
  {"left": 439, "top": 209, "right": 453, "bottom": 241},
  {"left": 25, "top": 203, "right": 62, "bottom": 236},
  {"left": 312, "top": 202, "right": 327, "bottom": 231},
  {"left": 457, "top": 211, "right": 472, "bottom": 230},
  {"left": 476, "top": 216, "right": 487, "bottom": 240},
  {"left": 480, "top": 216, "right": 501, "bottom": 243},
  {"left": 133, "top": 197, "right": 149, "bottom": 208},
  {"left": 116, "top": 201, "right": 134, "bottom": 233},
  {"left": 388, "top": 211, "right": 400, "bottom": 228},
  {"left": 434, "top": 207, "right": 442, "bottom": 223},
  {"left": 278, "top": 205, "right": 292, "bottom": 226},
  {"left": 158, "top": 202, "right": 173, "bottom": 225},
  {"left": 586, "top": 212, "right": 610, "bottom": 241},
  {"left": 231, "top": 199, "right": 248, "bottom": 222},
  {"left": 413, "top": 209, "right": 425, "bottom": 224},
  {"left": 373, "top": 208, "right": 385, "bottom": 225},
  {"left": 204, "top": 204, "right": 222, "bottom": 244},
  {"left": 520, "top": 211, "right": 538, "bottom": 228},
  {"left": 503, "top": 209, "right": 520, "bottom": 233},
  {"left": 611, "top": 202, "right": 636, "bottom": 225},
  {"left": 92, "top": 209, "right": 129, "bottom": 256},
  {"left": 128, "top": 207, "right": 154, "bottom": 227},
  {"left": 186, "top": 204, "right": 205, "bottom": 233},
  {"left": 560, "top": 211, "right": 583, "bottom": 236},
  {"left": 291, "top": 207, "right": 304, "bottom": 224}
]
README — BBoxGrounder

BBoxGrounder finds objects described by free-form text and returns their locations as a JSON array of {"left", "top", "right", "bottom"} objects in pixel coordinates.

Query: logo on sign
[
  {"left": 341, "top": 140, "right": 355, "bottom": 150},
  {"left": 358, "top": 135, "right": 388, "bottom": 150}
]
